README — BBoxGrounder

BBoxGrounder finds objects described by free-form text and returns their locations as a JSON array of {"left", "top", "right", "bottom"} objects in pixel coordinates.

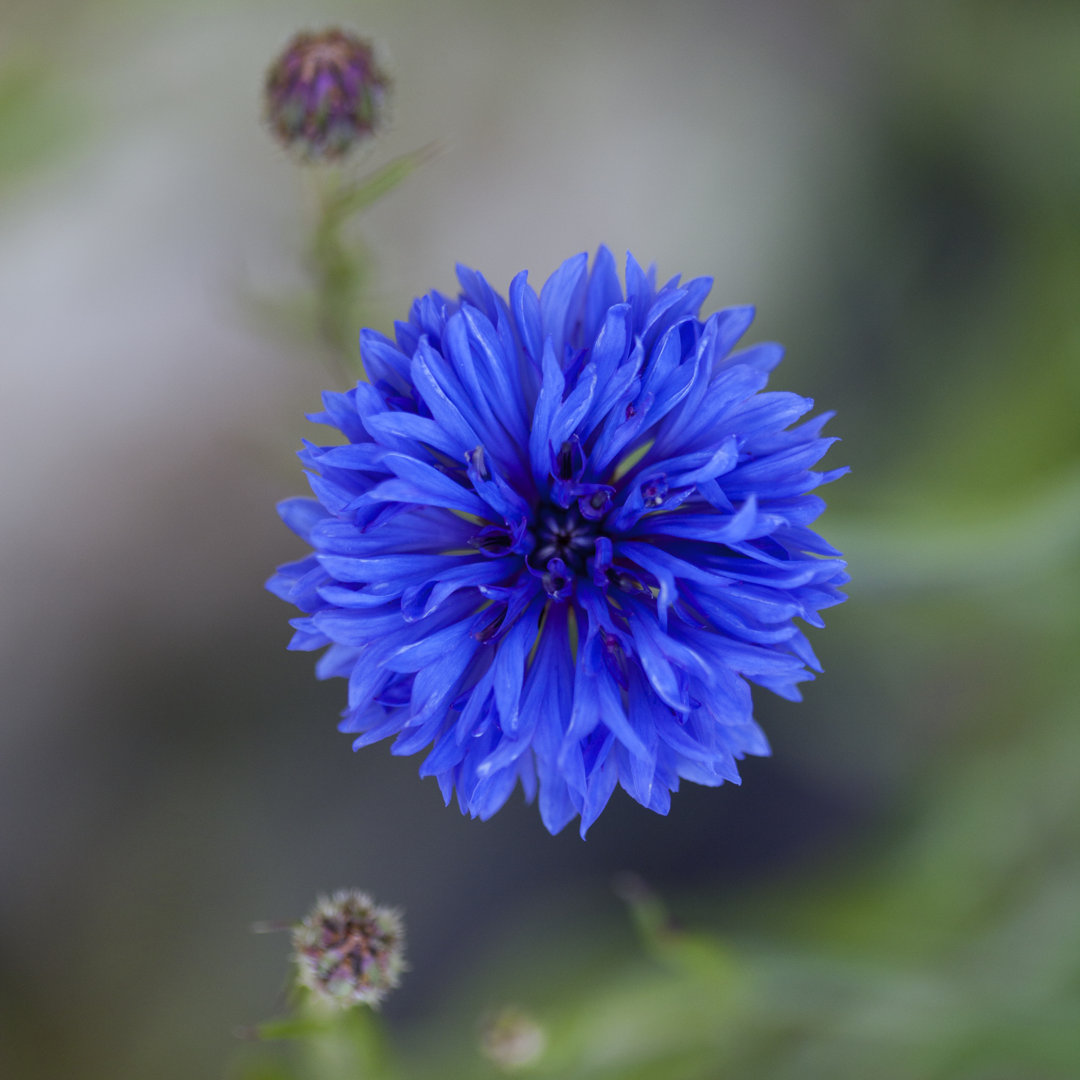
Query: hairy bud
[{"left": 291, "top": 889, "right": 406, "bottom": 1008}]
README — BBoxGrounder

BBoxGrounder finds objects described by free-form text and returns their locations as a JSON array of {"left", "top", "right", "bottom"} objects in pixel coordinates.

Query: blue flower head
[{"left": 269, "top": 249, "right": 848, "bottom": 836}]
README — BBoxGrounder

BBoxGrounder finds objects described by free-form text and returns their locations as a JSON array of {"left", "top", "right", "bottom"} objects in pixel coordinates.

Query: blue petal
[
  {"left": 705, "top": 305, "right": 756, "bottom": 362},
  {"left": 461, "top": 304, "right": 530, "bottom": 443},
  {"left": 583, "top": 245, "right": 623, "bottom": 344},
  {"left": 579, "top": 739, "right": 618, "bottom": 837},
  {"left": 627, "top": 609, "right": 710, "bottom": 710},
  {"left": 383, "top": 614, "right": 477, "bottom": 674},
  {"left": 315, "top": 551, "right": 464, "bottom": 585},
  {"left": 509, "top": 270, "right": 542, "bottom": 364},
  {"left": 313, "top": 443, "right": 392, "bottom": 472},
  {"left": 445, "top": 312, "right": 521, "bottom": 468},
  {"left": 362, "top": 410, "right": 463, "bottom": 458},
  {"left": 528, "top": 339, "right": 565, "bottom": 484},
  {"left": 566, "top": 636, "right": 652, "bottom": 760},
  {"left": 369, "top": 454, "right": 490, "bottom": 517},
  {"left": 624, "top": 252, "right": 656, "bottom": 331},
  {"left": 468, "top": 763, "right": 523, "bottom": 821},
  {"left": 720, "top": 340, "right": 784, "bottom": 374},
  {"left": 539, "top": 252, "right": 588, "bottom": 361},
  {"left": 359, "top": 328, "right": 412, "bottom": 387},
  {"left": 310, "top": 511, "right": 474, "bottom": 555},
  {"left": 400, "top": 557, "right": 516, "bottom": 621},
  {"left": 491, "top": 610, "right": 537, "bottom": 735},
  {"left": 455, "top": 263, "right": 501, "bottom": 324},
  {"left": 411, "top": 343, "right": 483, "bottom": 454},
  {"left": 549, "top": 363, "right": 597, "bottom": 450},
  {"left": 579, "top": 304, "right": 633, "bottom": 434},
  {"left": 277, "top": 497, "right": 328, "bottom": 541}
]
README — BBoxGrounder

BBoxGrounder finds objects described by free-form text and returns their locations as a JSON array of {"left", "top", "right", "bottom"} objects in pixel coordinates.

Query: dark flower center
[{"left": 533, "top": 504, "right": 598, "bottom": 575}]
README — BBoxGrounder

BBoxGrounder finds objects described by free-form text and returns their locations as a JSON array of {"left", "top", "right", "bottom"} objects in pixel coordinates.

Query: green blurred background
[{"left": 1, "top": 1, "right": 1078, "bottom": 1078}]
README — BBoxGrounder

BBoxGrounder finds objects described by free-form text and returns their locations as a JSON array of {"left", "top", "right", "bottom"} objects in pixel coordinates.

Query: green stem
[
  {"left": 307, "top": 146, "right": 439, "bottom": 388},
  {"left": 310, "top": 168, "right": 363, "bottom": 387}
]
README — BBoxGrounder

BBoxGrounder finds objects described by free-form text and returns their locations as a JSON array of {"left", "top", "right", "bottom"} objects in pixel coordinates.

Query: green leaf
[
  {"left": 0, "top": 58, "right": 85, "bottom": 191},
  {"left": 324, "top": 143, "right": 441, "bottom": 227}
]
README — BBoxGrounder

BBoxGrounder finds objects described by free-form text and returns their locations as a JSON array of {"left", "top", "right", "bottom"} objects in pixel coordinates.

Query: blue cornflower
[{"left": 269, "top": 248, "right": 848, "bottom": 836}]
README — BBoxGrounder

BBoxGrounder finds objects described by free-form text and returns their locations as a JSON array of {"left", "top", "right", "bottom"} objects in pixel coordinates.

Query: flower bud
[
  {"left": 291, "top": 890, "right": 406, "bottom": 1008},
  {"left": 479, "top": 1006, "right": 547, "bottom": 1071},
  {"left": 265, "top": 30, "right": 389, "bottom": 161}
]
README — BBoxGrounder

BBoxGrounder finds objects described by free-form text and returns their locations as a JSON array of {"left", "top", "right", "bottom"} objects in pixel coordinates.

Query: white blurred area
[{"left": 0, "top": 2, "right": 860, "bottom": 1076}]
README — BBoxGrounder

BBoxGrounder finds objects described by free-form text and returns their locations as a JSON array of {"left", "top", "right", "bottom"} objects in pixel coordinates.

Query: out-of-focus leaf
[
  {"left": 615, "top": 873, "right": 736, "bottom": 982},
  {"left": 0, "top": 58, "right": 84, "bottom": 189},
  {"left": 323, "top": 144, "right": 441, "bottom": 227},
  {"left": 229, "top": 1056, "right": 299, "bottom": 1080},
  {"left": 829, "top": 465, "right": 1080, "bottom": 592},
  {"left": 252, "top": 1015, "right": 331, "bottom": 1042},
  {"left": 249, "top": 1000, "right": 394, "bottom": 1080},
  {"left": 295, "top": 1004, "right": 393, "bottom": 1080}
]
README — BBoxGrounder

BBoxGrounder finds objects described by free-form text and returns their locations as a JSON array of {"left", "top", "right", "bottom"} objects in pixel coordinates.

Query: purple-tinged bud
[
  {"left": 265, "top": 30, "right": 390, "bottom": 161},
  {"left": 291, "top": 890, "right": 406, "bottom": 1008}
]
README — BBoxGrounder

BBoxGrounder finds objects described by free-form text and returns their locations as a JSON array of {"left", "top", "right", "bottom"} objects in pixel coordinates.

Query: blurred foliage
[
  {"left": 247, "top": 146, "right": 434, "bottom": 387},
  {"left": 234, "top": 740, "right": 1080, "bottom": 1080},
  {"left": 0, "top": 56, "right": 84, "bottom": 191},
  {"left": 308, "top": 147, "right": 436, "bottom": 381}
]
